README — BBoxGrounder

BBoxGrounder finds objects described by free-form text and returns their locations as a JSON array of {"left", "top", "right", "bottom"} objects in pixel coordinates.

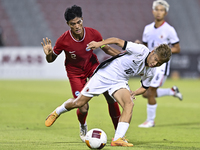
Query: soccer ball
[{"left": 85, "top": 128, "right": 107, "bottom": 149}]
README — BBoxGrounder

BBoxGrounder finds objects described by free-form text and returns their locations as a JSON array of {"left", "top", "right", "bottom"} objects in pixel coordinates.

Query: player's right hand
[
  {"left": 41, "top": 37, "right": 53, "bottom": 55},
  {"left": 87, "top": 41, "right": 102, "bottom": 50}
]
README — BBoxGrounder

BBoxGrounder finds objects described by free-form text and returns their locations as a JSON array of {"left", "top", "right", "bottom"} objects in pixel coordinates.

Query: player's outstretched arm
[
  {"left": 87, "top": 37, "right": 125, "bottom": 50},
  {"left": 41, "top": 37, "right": 57, "bottom": 63},
  {"left": 132, "top": 86, "right": 147, "bottom": 96},
  {"left": 101, "top": 45, "right": 121, "bottom": 56}
]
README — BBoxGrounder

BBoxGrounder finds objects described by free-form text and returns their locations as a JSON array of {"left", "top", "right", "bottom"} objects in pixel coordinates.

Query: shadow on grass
[
  {"left": 156, "top": 122, "right": 200, "bottom": 127},
  {"left": 133, "top": 140, "right": 200, "bottom": 150}
]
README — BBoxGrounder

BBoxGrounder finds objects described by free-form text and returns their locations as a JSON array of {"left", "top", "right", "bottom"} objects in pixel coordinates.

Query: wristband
[
  {"left": 100, "top": 45, "right": 106, "bottom": 48},
  {"left": 100, "top": 39, "right": 105, "bottom": 48}
]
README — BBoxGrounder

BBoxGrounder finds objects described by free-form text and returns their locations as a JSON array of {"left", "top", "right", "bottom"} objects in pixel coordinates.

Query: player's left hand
[
  {"left": 87, "top": 41, "right": 101, "bottom": 50},
  {"left": 130, "top": 90, "right": 136, "bottom": 100}
]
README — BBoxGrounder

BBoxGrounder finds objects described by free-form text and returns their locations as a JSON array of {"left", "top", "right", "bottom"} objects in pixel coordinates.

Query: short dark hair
[{"left": 64, "top": 5, "right": 82, "bottom": 22}]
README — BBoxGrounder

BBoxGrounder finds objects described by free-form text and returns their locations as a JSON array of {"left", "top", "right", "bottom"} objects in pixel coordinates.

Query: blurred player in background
[
  {"left": 45, "top": 37, "right": 172, "bottom": 147},
  {"left": 41, "top": 5, "right": 121, "bottom": 141},
  {"left": 135, "top": 0, "right": 183, "bottom": 128}
]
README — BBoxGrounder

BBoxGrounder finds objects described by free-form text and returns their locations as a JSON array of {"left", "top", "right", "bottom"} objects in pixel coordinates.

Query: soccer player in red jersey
[{"left": 41, "top": 5, "right": 121, "bottom": 142}]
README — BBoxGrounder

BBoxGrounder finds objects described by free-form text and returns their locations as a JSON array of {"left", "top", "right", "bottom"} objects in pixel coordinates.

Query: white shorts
[
  {"left": 150, "top": 67, "right": 167, "bottom": 87},
  {"left": 81, "top": 73, "right": 130, "bottom": 98}
]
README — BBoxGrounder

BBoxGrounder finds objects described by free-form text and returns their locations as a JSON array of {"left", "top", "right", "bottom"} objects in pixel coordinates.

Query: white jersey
[
  {"left": 96, "top": 41, "right": 155, "bottom": 88},
  {"left": 142, "top": 21, "right": 179, "bottom": 77},
  {"left": 142, "top": 21, "right": 179, "bottom": 51}
]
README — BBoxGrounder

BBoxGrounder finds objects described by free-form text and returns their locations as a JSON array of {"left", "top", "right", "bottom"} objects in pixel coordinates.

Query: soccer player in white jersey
[
  {"left": 45, "top": 37, "right": 172, "bottom": 147},
  {"left": 135, "top": 0, "right": 182, "bottom": 128}
]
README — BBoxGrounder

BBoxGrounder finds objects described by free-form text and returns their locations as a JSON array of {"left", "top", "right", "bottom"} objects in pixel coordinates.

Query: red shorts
[{"left": 67, "top": 62, "right": 99, "bottom": 98}]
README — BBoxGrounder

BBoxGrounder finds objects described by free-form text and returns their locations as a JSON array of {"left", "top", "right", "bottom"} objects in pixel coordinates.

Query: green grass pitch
[{"left": 0, "top": 78, "right": 200, "bottom": 150}]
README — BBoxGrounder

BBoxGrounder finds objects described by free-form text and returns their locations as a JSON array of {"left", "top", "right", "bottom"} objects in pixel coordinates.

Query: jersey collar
[
  {"left": 154, "top": 21, "right": 165, "bottom": 29},
  {"left": 69, "top": 27, "right": 86, "bottom": 42}
]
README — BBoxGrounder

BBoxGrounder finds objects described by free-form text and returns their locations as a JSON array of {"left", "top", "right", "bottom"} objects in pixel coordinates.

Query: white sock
[
  {"left": 113, "top": 122, "right": 129, "bottom": 141},
  {"left": 157, "top": 88, "right": 174, "bottom": 97},
  {"left": 55, "top": 101, "right": 68, "bottom": 115},
  {"left": 146, "top": 104, "right": 157, "bottom": 122},
  {"left": 80, "top": 122, "right": 87, "bottom": 126}
]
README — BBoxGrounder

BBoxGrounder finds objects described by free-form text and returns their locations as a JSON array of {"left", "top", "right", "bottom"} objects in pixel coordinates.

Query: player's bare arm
[
  {"left": 130, "top": 86, "right": 147, "bottom": 100},
  {"left": 171, "top": 43, "right": 180, "bottom": 54},
  {"left": 87, "top": 38, "right": 125, "bottom": 50},
  {"left": 41, "top": 37, "right": 57, "bottom": 63},
  {"left": 133, "top": 86, "right": 147, "bottom": 96},
  {"left": 101, "top": 45, "right": 121, "bottom": 56}
]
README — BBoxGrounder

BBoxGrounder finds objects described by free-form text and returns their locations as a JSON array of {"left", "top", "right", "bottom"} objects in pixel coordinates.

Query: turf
[{"left": 0, "top": 78, "right": 199, "bottom": 150}]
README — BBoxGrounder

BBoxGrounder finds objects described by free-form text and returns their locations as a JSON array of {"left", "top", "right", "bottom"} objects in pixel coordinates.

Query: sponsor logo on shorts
[{"left": 75, "top": 91, "right": 80, "bottom": 96}]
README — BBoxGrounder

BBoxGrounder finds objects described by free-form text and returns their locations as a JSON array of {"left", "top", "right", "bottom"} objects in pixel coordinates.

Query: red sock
[
  {"left": 108, "top": 102, "right": 121, "bottom": 130},
  {"left": 76, "top": 108, "right": 88, "bottom": 125}
]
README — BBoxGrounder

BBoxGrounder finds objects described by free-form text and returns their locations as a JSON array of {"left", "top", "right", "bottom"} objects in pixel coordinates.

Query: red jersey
[{"left": 53, "top": 27, "right": 102, "bottom": 76}]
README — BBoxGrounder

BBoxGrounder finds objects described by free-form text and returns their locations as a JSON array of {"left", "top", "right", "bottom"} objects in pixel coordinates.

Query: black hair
[{"left": 64, "top": 5, "right": 82, "bottom": 22}]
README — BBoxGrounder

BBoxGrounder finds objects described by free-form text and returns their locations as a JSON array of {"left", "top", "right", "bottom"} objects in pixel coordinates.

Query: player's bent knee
[
  {"left": 142, "top": 93, "right": 147, "bottom": 98},
  {"left": 124, "top": 100, "right": 134, "bottom": 109},
  {"left": 73, "top": 95, "right": 91, "bottom": 108},
  {"left": 74, "top": 101, "right": 85, "bottom": 108}
]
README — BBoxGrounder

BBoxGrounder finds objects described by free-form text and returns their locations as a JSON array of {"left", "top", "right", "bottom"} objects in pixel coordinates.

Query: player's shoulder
[
  {"left": 126, "top": 42, "right": 149, "bottom": 56},
  {"left": 163, "top": 22, "right": 176, "bottom": 29},
  {"left": 55, "top": 30, "right": 71, "bottom": 46},
  {"left": 85, "top": 27, "right": 100, "bottom": 34},
  {"left": 58, "top": 30, "right": 70, "bottom": 40},
  {"left": 84, "top": 27, "right": 102, "bottom": 40},
  {"left": 127, "top": 41, "right": 148, "bottom": 50},
  {"left": 163, "top": 22, "right": 178, "bottom": 34},
  {"left": 163, "top": 21, "right": 172, "bottom": 27}
]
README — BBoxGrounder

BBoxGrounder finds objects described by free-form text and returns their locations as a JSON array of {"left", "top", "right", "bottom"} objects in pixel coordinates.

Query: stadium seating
[
  {"left": 0, "top": 0, "right": 200, "bottom": 52},
  {"left": 0, "top": 1, "right": 20, "bottom": 46}
]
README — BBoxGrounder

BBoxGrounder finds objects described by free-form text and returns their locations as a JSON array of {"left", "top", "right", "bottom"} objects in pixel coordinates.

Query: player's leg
[
  {"left": 155, "top": 75, "right": 172, "bottom": 98},
  {"left": 103, "top": 91, "right": 121, "bottom": 130},
  {"left": 139, "top": 72, "right": 165, "bottom": 128},
  {"left": 155, "top": 62, "right": 183, "bottom": 100},
  {"left": 140, "top": 86, "right": 158, "bottom": 128},
  {"left": 157, "top": 85, "right": 183, "bottom": 100},
  {"left": 110, "top": 88, "right": 134, "bottom": 147},
  {"left": 45, "top": 94, "right": 92, "bottom": 127},
  {"left": 68, "top": 76, "right": 89, "bottom": 142}
]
